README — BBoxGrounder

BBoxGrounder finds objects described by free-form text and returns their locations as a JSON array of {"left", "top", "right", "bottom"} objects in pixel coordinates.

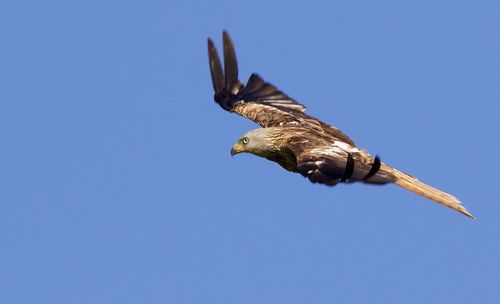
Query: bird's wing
[
  {"left": 285, "top": 132, "right": 391, "bottom": 185},
  {"left": 208, "top": 31, "right": 355, "bottom": 146}
]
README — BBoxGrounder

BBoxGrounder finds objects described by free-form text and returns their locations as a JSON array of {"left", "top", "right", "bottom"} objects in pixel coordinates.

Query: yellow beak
[{"left": 230, "top": 143, "right": 245, "bottom": 156}]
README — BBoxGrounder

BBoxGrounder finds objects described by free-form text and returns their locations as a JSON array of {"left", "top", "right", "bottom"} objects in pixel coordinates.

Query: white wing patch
[
  {"left": 332, "top": 141, "right": 362, "bottom": 154},
  {"left": 309, "top": 141, "right": 360, "bottom": 157}
]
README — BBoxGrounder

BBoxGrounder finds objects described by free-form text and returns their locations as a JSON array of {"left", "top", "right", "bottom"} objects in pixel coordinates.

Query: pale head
[{"left": 230, "top": 128, "right": 280, "bottom": 157}]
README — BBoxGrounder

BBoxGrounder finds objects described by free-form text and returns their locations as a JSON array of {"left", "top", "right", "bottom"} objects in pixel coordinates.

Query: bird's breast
[{"left": 263, "top": 149, "right": 298, "bottom": 172}]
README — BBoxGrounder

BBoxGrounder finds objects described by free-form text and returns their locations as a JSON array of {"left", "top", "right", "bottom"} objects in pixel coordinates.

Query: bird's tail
[{"left": 380, "top": 164, "right": 475, "bottom": 219}]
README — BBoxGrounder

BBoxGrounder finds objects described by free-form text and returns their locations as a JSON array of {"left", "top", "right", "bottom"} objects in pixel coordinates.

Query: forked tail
[{"left": 380, "top": 164, "right": 475, "bottom": 219}]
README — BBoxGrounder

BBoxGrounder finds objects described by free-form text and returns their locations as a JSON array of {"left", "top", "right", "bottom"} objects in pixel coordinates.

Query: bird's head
[{"left": 230, "top": 128, "right": 278, "bottom": 157}]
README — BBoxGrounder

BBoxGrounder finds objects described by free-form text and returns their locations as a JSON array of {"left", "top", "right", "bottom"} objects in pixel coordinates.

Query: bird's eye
[{"left": 241, "top": 137, "right": 249, "bottom": 144}]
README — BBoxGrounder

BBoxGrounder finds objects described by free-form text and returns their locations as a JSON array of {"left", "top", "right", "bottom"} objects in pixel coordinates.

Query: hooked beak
[{"left": 230, "top": 143, "right": 244, "bottom": 157}]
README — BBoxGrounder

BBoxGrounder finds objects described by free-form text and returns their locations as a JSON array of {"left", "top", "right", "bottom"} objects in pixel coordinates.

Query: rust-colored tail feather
[{"left": 381, "top": 164, "right": 475, "bottom": 219}]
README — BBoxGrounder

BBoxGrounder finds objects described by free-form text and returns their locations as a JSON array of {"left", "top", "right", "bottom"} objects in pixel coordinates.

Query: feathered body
[{"left": 208, "top": 31, "right": 474, "bottom": 219}]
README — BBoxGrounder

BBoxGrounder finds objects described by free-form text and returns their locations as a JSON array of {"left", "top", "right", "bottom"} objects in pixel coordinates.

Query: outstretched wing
[{"left": 208, "top": 31, "right": 355, "bottom": 146}]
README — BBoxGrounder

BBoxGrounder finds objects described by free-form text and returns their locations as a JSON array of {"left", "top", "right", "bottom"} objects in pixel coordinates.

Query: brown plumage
[{"left": 209, "top": 31, "right": 474, "bottom": 219}]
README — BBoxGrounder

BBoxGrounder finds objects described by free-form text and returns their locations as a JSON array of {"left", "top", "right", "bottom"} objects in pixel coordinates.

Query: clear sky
[{"left": 1, "top": 0, "right": 499, "bottom": 303}]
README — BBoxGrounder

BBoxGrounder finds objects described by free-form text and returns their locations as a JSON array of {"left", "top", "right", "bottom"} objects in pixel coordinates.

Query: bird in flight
[{"left": 207, "top": 31, "right": 474, "bottom": 219}]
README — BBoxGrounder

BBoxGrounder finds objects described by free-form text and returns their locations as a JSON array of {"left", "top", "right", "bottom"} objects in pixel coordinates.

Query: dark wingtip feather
[
  {"left": 209, "top": 32, "right": 306, "bottom": 113},
  {"left": 364, "top": 155, "right": 381, "bottom": 181},
  {"left": 240, "top": 74, "right": 306, "bottom": 112},
  {"left": 222, "top": 31, "right": 239, "bottom": 93},
  {"left": 341, "top": 153, "right": 355, "bottom": 182},
  {"left": 207, "top": 37, "right": 224, "bottom": 94}
]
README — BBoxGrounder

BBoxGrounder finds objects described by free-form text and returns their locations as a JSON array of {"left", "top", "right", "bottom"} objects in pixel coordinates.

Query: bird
[{"left": 207, "top": 31, "right": 474, "bottom": 219}]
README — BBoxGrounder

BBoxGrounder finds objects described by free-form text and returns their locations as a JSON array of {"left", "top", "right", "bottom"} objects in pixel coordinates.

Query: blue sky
[{"left": 1, "top": 0, "right": 500, "bottom": 303}]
